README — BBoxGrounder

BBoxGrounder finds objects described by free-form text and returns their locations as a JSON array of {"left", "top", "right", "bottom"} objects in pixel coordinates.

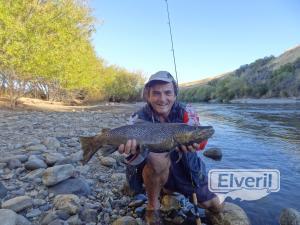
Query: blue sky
[{"left": 90, "top": 0, "right": 300, "bottom": 84}]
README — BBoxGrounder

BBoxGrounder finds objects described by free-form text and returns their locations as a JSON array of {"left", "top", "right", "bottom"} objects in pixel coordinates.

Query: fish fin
[
  {"left": 175, "top": 151, "right": 183, "bottom": 163},
  {"left": 80, "top": 136, "right": 103, "bottom": 165},
  {"left": 101, "top": 145, "right": 118, "bottom": 157}
]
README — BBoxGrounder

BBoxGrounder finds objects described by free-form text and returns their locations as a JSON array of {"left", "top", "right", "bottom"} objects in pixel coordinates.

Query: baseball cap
[{"left": 145, "top": 71, "right": 176, "bottom": 86}]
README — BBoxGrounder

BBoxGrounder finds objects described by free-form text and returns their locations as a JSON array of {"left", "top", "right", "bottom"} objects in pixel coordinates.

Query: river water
[{"left": 193, "top": 103, "right": 300, "bottom": 225}]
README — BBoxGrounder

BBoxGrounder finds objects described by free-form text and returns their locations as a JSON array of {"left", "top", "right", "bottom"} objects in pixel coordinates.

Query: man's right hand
[{"left": 118, "top": 139, "right": 137, "bottom": 155}]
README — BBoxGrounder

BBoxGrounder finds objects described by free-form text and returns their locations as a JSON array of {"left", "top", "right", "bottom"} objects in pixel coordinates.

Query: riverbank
[{"left": 0, "top": 97, "right": 142, "bottom": 113}]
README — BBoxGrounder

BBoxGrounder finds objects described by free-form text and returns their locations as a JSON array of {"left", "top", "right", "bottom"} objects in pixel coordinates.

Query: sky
[{"left": 90, "top": 0, "right": 300, "bottom": 84}]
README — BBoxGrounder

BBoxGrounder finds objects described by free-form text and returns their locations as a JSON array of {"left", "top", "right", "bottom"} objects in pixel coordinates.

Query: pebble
[
  {"left": 53, "top": 194, "right": 81, "bottom": 215},
  {"left": 26, "top": 144, "right": 47, "bottom": 152},
  {"left": 7, "top": 159, "right": 22, "bottom": 170},
  {"left": 0, "top": 181, "right": 8, "bottom": 199},
  {"left": 100, "top": 156, "right": 117, "bottom": 167},
  {"left": 279, "top": 208, "right": 300, "bottom": 225},
  {"left": 26, "top": 208, "right": 42, "bottom": 218},
  {"left": 25, "top": 155, "right": 47, "bottom": 170},
  {"left": 48, "top": 178, "right": 91, "bottom": 196},
  {"left": 42, "top": 164, "right": 75, "bottom": 186},
  {"left": 0, "top": 209, "right": 18, "bottom": 225},
  {"left": 2, "top": 195, "right": 33, "bottom": 212}
]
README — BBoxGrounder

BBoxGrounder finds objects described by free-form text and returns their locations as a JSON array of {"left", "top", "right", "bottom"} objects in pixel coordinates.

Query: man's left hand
[{"left": 176, "top": 143, "right": 199, "bottom": 153}]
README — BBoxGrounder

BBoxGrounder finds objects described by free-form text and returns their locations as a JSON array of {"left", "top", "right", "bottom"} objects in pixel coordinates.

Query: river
[{"left": 193, "top": 103, "right": 300, "bottom": 225}]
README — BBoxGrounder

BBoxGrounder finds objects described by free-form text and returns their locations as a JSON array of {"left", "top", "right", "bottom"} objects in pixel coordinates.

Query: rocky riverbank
[
  {"left": 0, "top": 103, "right": 299, "bottom": 225},
  {"left": 0, "top": 105, "right": 137, "bottom": 225}
]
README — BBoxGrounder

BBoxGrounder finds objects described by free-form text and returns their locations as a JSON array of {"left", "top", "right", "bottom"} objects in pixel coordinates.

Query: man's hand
[
  {"left": 118, "top": 139, "right": 138, "bottom": 155},
  {"left": 176, "top": 143, "right": 199, "bottom": 153}
]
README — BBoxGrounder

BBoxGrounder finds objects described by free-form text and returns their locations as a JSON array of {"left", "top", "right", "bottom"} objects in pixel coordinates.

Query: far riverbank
[{"left": 229, "top": 97, "right": 300, "bottom": 104}]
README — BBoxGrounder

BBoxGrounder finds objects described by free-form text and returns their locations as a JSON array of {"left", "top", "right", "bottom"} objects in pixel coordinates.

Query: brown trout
[{"left": 80, "top": 123, "right": 214, "bottom": 164}]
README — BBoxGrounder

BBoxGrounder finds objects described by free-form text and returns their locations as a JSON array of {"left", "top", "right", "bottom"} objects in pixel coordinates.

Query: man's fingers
[
  {"left": 125, "top": 140, "right": 132, "bottom": 154},
  {"left": 193, "top": 143, "right": 199, "bottom": 149},
  {"left": 131, "top": 139, "right": 137, "bottom": 155},
  {"left": 180, "top": 145, "right": 188, "bottom": 153},
  {"left": 118, "top": 144, "right": 125, "bottom": 154},
  {"left": 187, "top": 145, "right": 194, "bottom": 151}
]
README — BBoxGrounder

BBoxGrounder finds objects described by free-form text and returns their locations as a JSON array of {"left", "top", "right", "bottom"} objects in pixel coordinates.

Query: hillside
[
  {"left": 179, "top": 45, "right": 300, "bottom": 102},
  {"left": 180, "top": 72, "right": 230, "bottom": 89}
]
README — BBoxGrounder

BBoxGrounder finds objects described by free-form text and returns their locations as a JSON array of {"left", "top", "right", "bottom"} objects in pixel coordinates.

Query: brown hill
[{"left": 179, "top": 44, "right": 300, "bottom": 102}]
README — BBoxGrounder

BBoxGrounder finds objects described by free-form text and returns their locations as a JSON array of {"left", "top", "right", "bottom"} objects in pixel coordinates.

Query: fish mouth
[{"left": 199, "top": 126, "right": 215, "bottom": 138}]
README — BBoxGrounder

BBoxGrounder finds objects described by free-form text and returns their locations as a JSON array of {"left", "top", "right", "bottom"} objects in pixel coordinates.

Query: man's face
[{"left": 147, "top": 82, "right": 176, "bottom": 118}]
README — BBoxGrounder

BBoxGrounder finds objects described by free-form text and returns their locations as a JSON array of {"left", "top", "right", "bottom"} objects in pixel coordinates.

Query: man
[{"left": 118, "top": 71, "right": 223, "bottom": 224}]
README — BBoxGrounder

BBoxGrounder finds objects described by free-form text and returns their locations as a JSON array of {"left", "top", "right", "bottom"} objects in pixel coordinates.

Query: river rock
[
  {"left": 43, "top": 137, "right": 61, "bottom": 150},
  {"left": 67, "top": 214, "right": 82, "bottom": 225},
  {"left": 0, "top": 209, "right": 18, "bottom": 225},
  {"left": 25, "top": 155, "right": 47, "bottom": 170},
  {"left": 79, "top": 208, "right": 98, "bottom": 223},
  {"left": 53, "top": 194, "right": 81, "bottom": 215},
  {"left": 203, "top": 147, "right": 222, "bottom": 161},
  {"left": 48, "top": 219, "right": 65, "bottom": 225},
  {"left": 112, "top": 216, "right": 138, "bottom": 225},
  {"left": 0, "top": 181, "right": 8, "bottom": 199},
  {"left": 48, "top": 177, "right": 91, "bottom": 196},
  {"left": 7, "top": 159, "right": 22, "bottom": 170},
  {"left": 111, "top": 172, "right": 127, "bottom": 183},
  {"left": 42, "top": 164, "right": 75, "bottom": 186},
  {"left": 100, "top": 156, "right": 117, "bottom": 167},
  {"left": 56, "top": 209, "right": 71, "bottom": 220},
  {"left": 161, "top": 194, "right": 186, "bottom": 211},
  {"left": 40, "top": 211, "right": 58, "bottom": 225},
  {"left": 0, "top": 155, "right": 28, "bottom": 163},
  {"left": 26, "top": 208, "right": 42, "bottom": 218},
  {"left": 205, "top": 202, "right": 250, "bottom": 225},
  {"left": 16, "top": 214, "right": 32, "bottom": 225},
  {"left": 1, "top": 195, "right": 33, "bottom": 212},
  {"left": 129, "top": 199, "right": 145, "bottom": 208},
  {"left": 279, "top": 208, "right": 300, "bottom": 225},
  {"left": 22, "top": 168, "right": 45, "bottom": 181},
  {"left": 44, "top": 152, "right": 65, "bottom": 166},
  {"left": 69, "top": 151, "right": 83, "bottom": 162},
  {"left": 33, "top": 198, "right": 47, "bottom": 207},
  {"left": 26, "top": 144, "right": 47, "bottom": 152}
]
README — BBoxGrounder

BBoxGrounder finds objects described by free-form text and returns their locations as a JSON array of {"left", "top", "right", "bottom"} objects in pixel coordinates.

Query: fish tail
[{"left": 80, "top": 136, "right": 103, "bottom": 165}]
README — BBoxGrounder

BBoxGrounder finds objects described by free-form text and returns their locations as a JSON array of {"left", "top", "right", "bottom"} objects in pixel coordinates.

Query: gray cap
[{"left": 145, "top": 71, "right": 176, "bottom": 86}]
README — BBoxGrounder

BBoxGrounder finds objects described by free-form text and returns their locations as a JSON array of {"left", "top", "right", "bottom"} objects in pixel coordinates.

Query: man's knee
[{"left": 146, "top": 152, "right": 170, "bottom": 175}]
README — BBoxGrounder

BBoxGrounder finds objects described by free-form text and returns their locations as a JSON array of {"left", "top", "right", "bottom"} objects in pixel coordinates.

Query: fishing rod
[
  {"left": 163, "top": 2, "right": 202, "bottom": 225},
  {"left": 164, "top": 0, "right": 179, "bottom": 87}
]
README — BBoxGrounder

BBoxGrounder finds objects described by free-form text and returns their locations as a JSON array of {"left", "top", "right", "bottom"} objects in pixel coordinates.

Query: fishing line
[{"left": 164, "top": 0, "right": 179, "bottom": 87}]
